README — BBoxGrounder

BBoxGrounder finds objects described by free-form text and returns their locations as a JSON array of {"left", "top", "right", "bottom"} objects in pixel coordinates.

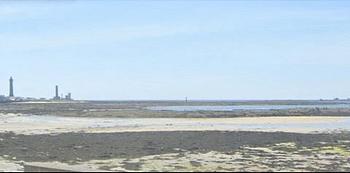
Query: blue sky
[{"left": 0, "top": 1, "right": 350, "bottom": 100}]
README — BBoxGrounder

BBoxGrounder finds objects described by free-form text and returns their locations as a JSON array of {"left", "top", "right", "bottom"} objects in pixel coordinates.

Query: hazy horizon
[{"left": 1, "top": 1, "right": 350, "bottom": 100}]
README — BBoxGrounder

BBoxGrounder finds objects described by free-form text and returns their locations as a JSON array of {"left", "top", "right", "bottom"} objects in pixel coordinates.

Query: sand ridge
[{"left": 0, "top": 114, "right": 348, "bottom": 135}]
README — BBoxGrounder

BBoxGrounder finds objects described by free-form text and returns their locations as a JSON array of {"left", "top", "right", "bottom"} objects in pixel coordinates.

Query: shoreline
[{"left": 2, "top": 101, "right": 350, "bottom": 118}]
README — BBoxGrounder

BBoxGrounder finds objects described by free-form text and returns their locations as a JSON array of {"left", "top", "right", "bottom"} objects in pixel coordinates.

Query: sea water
[{"left": 147, "top": 104, "right": 350, "bottom": 111}]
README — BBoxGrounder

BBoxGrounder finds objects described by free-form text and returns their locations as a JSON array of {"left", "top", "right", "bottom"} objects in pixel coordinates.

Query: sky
[{"left": 0, "top": 0, "right": 350, "bottom": 100}]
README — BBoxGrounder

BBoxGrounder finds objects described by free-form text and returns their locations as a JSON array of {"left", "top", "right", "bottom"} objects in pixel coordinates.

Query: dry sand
[{"left": 0, "top": 114, "right": 349, "bottom": 135}]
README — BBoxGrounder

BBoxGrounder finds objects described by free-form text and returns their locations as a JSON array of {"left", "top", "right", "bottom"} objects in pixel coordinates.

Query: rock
[{"left": 190, "top": 161, "right": 201, "bottom": 167}]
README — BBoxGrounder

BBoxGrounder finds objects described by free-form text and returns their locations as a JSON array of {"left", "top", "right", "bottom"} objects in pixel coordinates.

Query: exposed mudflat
[{"left": 0, "top": 131, "right": 350, "bottom": 171}]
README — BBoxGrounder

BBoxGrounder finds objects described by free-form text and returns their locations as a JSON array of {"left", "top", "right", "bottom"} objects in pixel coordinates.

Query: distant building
[
  {"left": 52, "top": 85, "right": 73, "bottom": 101},
  {"left": 0, "top": 95, "right": 8, "bottom": 102},
  {"left": 65, "top": 93, "right": 72, "bottom": 100}
]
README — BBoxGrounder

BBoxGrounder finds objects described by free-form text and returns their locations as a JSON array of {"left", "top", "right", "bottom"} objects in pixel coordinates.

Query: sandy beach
[{"left": 0, "top": 114, "right": 349, "bottom": 134}]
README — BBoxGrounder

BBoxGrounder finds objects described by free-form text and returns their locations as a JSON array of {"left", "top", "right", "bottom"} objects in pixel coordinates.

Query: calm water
[{"left": 148, "top": 104, "right": 350, "bottom": 112}]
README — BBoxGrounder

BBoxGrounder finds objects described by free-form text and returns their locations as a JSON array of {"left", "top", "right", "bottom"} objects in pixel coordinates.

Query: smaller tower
[
  {"left": 54, "top": 85, "right": 60, "bottom": 100},
  {"left": 9, "top": 77, "right": 14, "bottom": 97}
]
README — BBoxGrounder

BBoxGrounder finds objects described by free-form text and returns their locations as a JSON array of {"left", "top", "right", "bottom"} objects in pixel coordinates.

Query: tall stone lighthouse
[{"left": 9, "top": 77, "right": 14, "bottom": 97}]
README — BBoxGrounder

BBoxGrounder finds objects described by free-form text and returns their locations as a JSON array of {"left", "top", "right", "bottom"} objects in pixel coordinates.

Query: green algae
[{"left": 318, "top": 146, "right": 350, "bottom": 157}]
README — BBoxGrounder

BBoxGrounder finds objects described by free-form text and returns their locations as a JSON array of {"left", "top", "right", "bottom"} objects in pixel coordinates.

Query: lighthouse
[{"left": 9, "top": 77, "right": 14, "bottom": 97}]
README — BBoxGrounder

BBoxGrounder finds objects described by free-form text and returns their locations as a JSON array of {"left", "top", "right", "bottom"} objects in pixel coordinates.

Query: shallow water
[{"left": 148, "top": 104, "right": 350, "bottom": 111}]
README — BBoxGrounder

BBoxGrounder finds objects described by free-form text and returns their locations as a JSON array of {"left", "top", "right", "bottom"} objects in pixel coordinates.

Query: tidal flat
[{"left": 1, "top": 100, "right": 350, "bottom": 171}]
